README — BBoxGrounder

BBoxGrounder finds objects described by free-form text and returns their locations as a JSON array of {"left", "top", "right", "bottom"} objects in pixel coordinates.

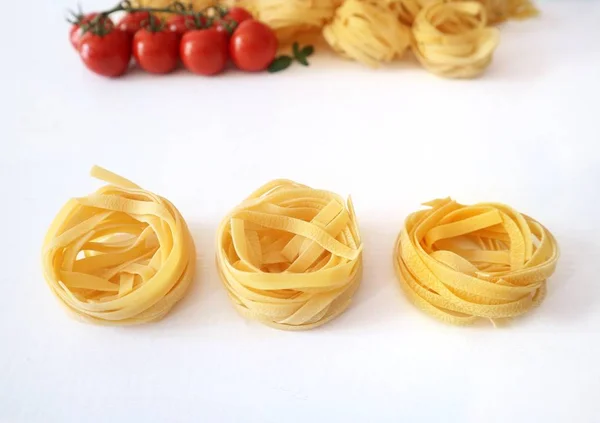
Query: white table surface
[{"left": 2, "top": 1, "right": 600, "bottom": 422}]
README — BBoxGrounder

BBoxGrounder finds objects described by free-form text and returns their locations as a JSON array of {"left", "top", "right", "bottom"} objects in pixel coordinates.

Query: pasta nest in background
[
  {"left": 385, "top": 0, "right": 438, "bottom": 25},
  {"left": 253, "top": 0, "right": 339, "bottom": 43},
  {"left": 394, "top": 198, "right": 559, "bottom": 326},
  {"left": 323, "top": 0, "right": 411, "bottom": 67},
  {"left": 474, "top": 0, "right": 538, "bottom": 23},
  {"left": 216, "top": 180, "right": 363, "bottom": 330},
  {"left": 132, "top": 0, "right": 217, "bottom": 13},
  {"left": 42, "top": 166, "right": 196, "bottom": 325},
  {"left": 411, "top": 1, "right": 500, "bottom": 78}
]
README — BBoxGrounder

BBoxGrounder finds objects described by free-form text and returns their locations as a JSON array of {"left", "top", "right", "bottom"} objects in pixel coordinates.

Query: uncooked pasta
[
  {"left": 394, "top": 198, "right": 559, "bottom": 326},
  {"left": 323, "top": 0, "right": 411, "bottom": 67},
  {"left": 411, "top": 1, "right": 500, "bottom": 78},
  {"left": 253, "top": 0, "right": 338, "bottom": 43},
  {"left": 216, "top": 179, "right": 363, "bottom": 330},
  {"left": 132, "top": 0, "right": 538, "bottom": 77},
  {"left": 42, "top": 166, "right": 196, "bottom": 325},
  {"left": 386, "top": 0, "right": 437, "bottom": 25}
]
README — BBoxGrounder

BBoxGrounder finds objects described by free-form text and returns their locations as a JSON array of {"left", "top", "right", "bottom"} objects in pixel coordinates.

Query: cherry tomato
[
  {"left": 213, "top": 7, "right": 252, "bottom": 38},
  {"left": 180, "top": 28, "right": 228, "bottom": 76},
  {"left": 166, "top": 15, "right": 192, "bottom": 37},
  {"left": 229, "top": 20, "right": 277, "bottom": 72},
  {"left": 117, "top": 12, "right": 154, "bottom": 36},
  {"left": 133, "top": 28, "right": 179, "bottom": 74},
  {"left": 79, "top": 29, "right": 132, "bottom": 77},
  {"left": 70, "top": 13, "right": 113, "bottom": 50},
  {"left": 166, "top": 14, "right": 207, "bottom": 37},
  {"left": 213, "top": 19, "right": 235, "bottom": 38},
  {"left": 225, "top": 7, "right": 253, "bottom": 24}
]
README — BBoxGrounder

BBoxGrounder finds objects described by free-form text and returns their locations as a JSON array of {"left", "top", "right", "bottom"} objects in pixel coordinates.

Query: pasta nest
[
  {"left": 394, "top": 198, "right": 559, "bottom": 326},
  {"left": 385, "top": 0, "right": 438, "bottom": 25},
  {"left": 473, "top": 0, "right": 539, "bottom": 23},
  {"left": 411, "top": 1, "right": 500, "bottom": 78},
  {"left": 216, "top": 179, "right": 363, "bottom": 330},
  {"left": 42, "top": 166, "right": 196, "bottom": 325},
  {"left": 323, "top": 0, "right": 411, "bottom": 67},
  {"left": 251, "top": 0, "right": 339, "bottom": 43}
]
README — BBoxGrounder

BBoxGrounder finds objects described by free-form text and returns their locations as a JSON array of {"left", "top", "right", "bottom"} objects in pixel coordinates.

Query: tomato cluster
[{"left": 70, "top": 7, "right": 278, "bottom": 78}]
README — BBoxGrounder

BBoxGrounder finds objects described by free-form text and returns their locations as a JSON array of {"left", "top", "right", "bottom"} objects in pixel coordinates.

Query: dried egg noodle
[
  {"left": 394, "top": 198, "right": 559, "bottom": 326},
  {"left": 411, "top": 1, "right": 500, "bottom": 78},
  {"left": 216, "top": 180, "right": 363, "bottom": 330},
  {"left": 138, "top": 0, "right": 536, "bottom": 75},
  {"left": 386, "top": 0, "right": 438, "bottom": 25},
  {"left": 323, "top": 0, "right": 411, "bottom": 67},
  {"left": 42, "top": 166, "right": 196, "bottom": 325},
  {"left": 475, "top": 0, "right": 538, "bottom": 23},
  {"left": 253, "top": 0, "right": 338, "bottom": 43}
]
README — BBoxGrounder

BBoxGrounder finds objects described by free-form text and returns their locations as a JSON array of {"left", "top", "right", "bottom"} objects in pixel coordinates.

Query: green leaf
[
  {"left": 301, "top": 45, "right": 314, "bottom": 57},
  {"left": 268, "top": 56, "right": 293, "bottom": 73},
  {"left": 292, "top": 43, "right": 313, "bottom": 66},
  {"left": 292, "top": 42, "right": 309, "bottom": 66}
]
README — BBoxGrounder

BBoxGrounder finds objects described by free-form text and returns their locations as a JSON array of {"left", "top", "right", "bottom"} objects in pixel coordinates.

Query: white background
[{"left": 2, "top": 1, "right": 600, "bottom": 422}]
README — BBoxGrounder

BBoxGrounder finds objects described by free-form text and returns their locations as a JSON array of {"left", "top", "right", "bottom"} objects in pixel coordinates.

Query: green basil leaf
[
  {"left": 301, "top": 45, "right": 314, "bottom": 57},
  {"left": 293, "top": 42, "right": 310, "bottom": 66},
  {"left": 268, "top": 56, "right": 293, "bottom": 73}
]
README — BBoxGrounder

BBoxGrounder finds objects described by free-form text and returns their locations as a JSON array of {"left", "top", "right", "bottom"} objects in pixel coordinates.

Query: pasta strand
[
  {"left": 393, "top": 198, "right": 559, "bottom": 326},
  {"left": 216, "top": 179, "right": 363, "bottom": 330},
  {"left": 42, "top": 166, "right": 196, "bottom": 325}
]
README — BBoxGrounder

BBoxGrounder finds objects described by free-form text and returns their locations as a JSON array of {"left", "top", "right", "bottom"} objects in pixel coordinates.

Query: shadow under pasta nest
[{"left": 526, "top": 233, "right": 596, "bottom": 325}]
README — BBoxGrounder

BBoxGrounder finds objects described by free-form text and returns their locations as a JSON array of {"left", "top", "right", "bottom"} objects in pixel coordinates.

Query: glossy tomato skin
[
  {"left": 166, "top": 15, "right": 193, "bottom": 37},
  {"left": 79, "top": 29, "right": 132, "bottom": 77},
  {"left": 117, "top": 12, "right": 153, "bottom": 36},
  {"left": 133, "top": 29, "right": 179, "bottom": 74},
  {"left": 226, "top": 7, "right": 253, "bottom": 24},
  {"left": 70, "top": 13, "right": 113, "bottom": 50},
  {"left": 230, "top": 20, "right": 277, "bottom": 72},
  {"left": 180, "top": 28, "right": 228, "bottom": 76},
  {"left": 213, "top": 7, "right": 252, "bottom": 38}
]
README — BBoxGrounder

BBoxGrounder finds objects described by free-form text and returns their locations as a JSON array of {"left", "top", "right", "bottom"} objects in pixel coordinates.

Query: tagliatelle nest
[
  {"left": 411, "top": 1, "right": 500, "bottom": 78},
  {"left": 248, "top": 0, "right": 338, "bottom": 43},
  {"left": 474, "top": 0, "right": 538, "bottom": 23},
  {"left": 385, "top": 0, "right": 437, "bottom": 25},
  {"left": 42, "top": 166, "right": 196, "bottom": 325},
  {"left": 394, "top": 198, "right": 559, "bottom": 326},
  {"left": 323, "top": 0, "right": 411, "bottom": 67},
  {"left": 216, "top": 179, "right": 363, "bottom": 330}
]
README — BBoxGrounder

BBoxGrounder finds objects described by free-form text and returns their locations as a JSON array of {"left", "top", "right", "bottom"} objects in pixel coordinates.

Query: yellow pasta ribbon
[
  {"left": 394, "top": 198, "right": 559, "bottom": 326},
  {"left": 216, "top": 179, "right": 363, "bottom": 330},
  {"left": 42, "top": 166, "right": 196, "bottom": 325},
  {"left": 411, "top": 1, "right": 500, "bottom": 78},
  {"left": 253, "top": 0, "right": 338, "bottom": 43},
  {"left": 323, "top": 0, "right": 411, "bottom": 67},
  {"left": 386, "top": 0, "right": 437, "bottom": 25},
  {"left": 387, "top": 0, "right": 536, "bottom": 26},
  {"left": 476, "top": 0, "right": 538, "bottom": 23}
]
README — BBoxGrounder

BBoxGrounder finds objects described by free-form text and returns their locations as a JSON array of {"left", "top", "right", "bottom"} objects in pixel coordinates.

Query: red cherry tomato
[
  {"left": 229, "top": 20, "right": 277, "bottom": 72},
  {"left": 70, "top": 13, "right": 113, "bottom": 50},
  {"left": 133, "top": 28, "right": 179, "bottom": 74},
  {"left": 225, "top": 7, "right": 253, "bottom": 24},
  {"left": 79, "top": 29, "right": 132, "bottom": 77},
  {"left": 166, "top": 14, "right": 194, "bottom": 37},
  {"left": 213, "top": 7, "right": 252, "bottom": 38},
  {"left": 180, "top": 28, "right": 228, "bottom": 76},
  {"left": 117, "top": 12, "right": 154, "bottom": 36}
]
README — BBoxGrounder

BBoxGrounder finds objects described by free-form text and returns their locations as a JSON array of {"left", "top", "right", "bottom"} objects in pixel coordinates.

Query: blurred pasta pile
[{"left": 138, "top": 0, "right": 538, "bottom": 78}]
